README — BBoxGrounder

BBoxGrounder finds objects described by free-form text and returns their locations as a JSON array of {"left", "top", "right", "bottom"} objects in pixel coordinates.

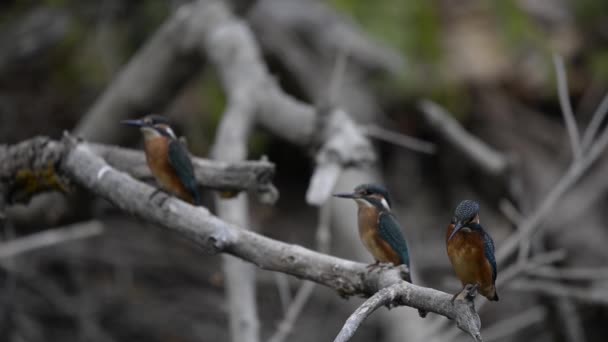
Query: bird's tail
[
  {"left": 191, "top": 188, "right": 201, "bottom": 206},
  {"left": 401, "top": 261, "right": 428, "bottom": 318}
]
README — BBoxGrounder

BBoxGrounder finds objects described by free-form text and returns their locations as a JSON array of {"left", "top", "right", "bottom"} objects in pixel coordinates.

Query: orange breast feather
[
  {"left": 144, "top": 138, "right": 193, "bottom": 203},
  {"left": 446, "top": 224, "right": 495, "bottom": 298},
  {"left": 358, "top": 206, "right": 401, "bottom": 265}
]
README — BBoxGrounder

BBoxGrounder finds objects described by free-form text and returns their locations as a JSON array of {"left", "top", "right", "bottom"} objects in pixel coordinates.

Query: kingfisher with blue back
[
  {"left": 121, "top": 115, "right": 201, "bottom": 206},
  {"left": 446, "top": 200, "right": 498, "bottom": 301},
  {"left": 334, "top": 184, "right": 426, "bottom": 317}
]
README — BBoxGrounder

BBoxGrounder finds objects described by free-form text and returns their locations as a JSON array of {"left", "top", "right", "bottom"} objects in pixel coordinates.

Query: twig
[
  {"left": 274, "top": 273, "right": 292, "bottom": 314},
  {"left": 333, "top": 283, "right": 403, "bottom": 342},
  {"left": 268, "top": 281, "right": 317, "bottom": 342},
  {"left": 496, "top": 114, "right": 608, "bottom": 263},
  {"left": 527, "top": 266, "right": 608, "bottom": 281},
  {"left": 419, "top": 100, "right": 509, "bottom": 177},
  {"left": 498, "top": 198, "right": 523, "bottom": 224},
  {"left": 555, "top": 299, "right": 586, "bottom": 342},
  {"left": 267, "top": 202, "right": 332, "bottom": 342},
  {"left": 581, "top": 92, "right": 608, "bottom": 151},
  {"left": 361, "top": 124, "right": 437, "bottom": 154},
  {"left": 482, "top": 306, "right": 546, "bottom": 342},
  {"left": 0, "top": 221, "right": 104, "bottom": 259},
  {"left": 329, "top": 49, "right": 349, "bottom": 106},
  {"left": 508, "top": 279, "right": 608, "bottom": 305},
  {"left": 553, "top": 54, "right": 581, "bottom": 160}
]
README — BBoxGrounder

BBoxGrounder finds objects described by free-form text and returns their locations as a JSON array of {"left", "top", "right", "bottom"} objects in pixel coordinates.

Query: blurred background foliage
[
  {"left": 2, "top": 0, "right": 608, "bottom": 341},
  {"left": 1, "top": 0, "right": 607, "bottom": 142}
]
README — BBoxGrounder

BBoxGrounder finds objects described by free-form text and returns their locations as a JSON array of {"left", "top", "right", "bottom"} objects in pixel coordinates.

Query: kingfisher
[
  {"left": 446, "top": 200, "right": 498, "bottom": 301},
  {"left": 334, "top": 184, "right": 426, "bottom": 317},
  {"left": 121, "top": 115, "right": 201, "bottom": 206}
]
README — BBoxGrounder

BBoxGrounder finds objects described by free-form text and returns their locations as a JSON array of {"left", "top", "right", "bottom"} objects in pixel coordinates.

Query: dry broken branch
[
  {"left": 0, "top": 135, "right": 483, "bottom": 338},
  {"left": 0, "top": 137, "right": 276, "bottom": 211}
]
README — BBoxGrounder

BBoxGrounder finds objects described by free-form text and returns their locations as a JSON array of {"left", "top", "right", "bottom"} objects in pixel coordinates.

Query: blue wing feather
[
  {"left": 378, "top": 212, "right": 410, "bottom": 267},
  {"left": 482, "top": 230, "right": 497, "bottom": 282},
  {"left": 467, "top": 223, "right": 497, "bottom": 282},
  {"left": 378, "top": 212, "right": 427, "bottom": 316},
  {"left": 168, "top": 140, "right": 201, "bottom": 205}
]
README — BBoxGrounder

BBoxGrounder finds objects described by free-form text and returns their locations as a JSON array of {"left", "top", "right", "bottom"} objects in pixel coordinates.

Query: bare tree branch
[
  {"left": 0, "top": 136, "right": 484, "bottom": 338},
  {"left": 418, "top": 100, "right": 509, "bottom": 177},
  {"left": 0, "top": 137, "right": 276, "bottom": 211},
  {"left": 581, "top": 92, "right": 608, "bottom": 151},
  {"left": 553, "top": 54, "right": 581, "bottom": 159},
  {"left": 508, "top": 279, "right": 608, "bottom": 305},
  {"left": 496, "top": 114, "right": 608, "bottom": 263},
  {"left": 555, "top": 299, "right": 586, "bottom": 342},
  {"left": 0, "top": 220, "right": 103, "bottom": 259},
  {"left": 267, "top": 202, "right": 332, "bottom": 342},
  {"left": 207, "top": 14, "right": 261, "bottom": 340},
  {"left": 526, "top": 266, "right": 608, "bottom": 281},
  {"left": 269, "top": 281, "right": 316, "bottom": 342},
  {"left": 361, "top": 124, "right": 437, "bottom": 155}
]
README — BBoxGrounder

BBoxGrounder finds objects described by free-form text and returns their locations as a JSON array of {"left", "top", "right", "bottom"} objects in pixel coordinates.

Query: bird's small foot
[
  {"left": 149, "top": 189, "right": 170, "bottom": 207},
  {"left": 452, "top": 283, "right": 479, "bottom": 303},
  {"left": 366, "top": 262, "right": 393, "bottom": 271},
  {"left": 465, "top": 283, "right": 480, "bottom": 300}
]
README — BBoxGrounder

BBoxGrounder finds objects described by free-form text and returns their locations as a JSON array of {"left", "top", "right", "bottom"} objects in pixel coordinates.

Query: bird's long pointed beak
[
  {"left": 448, "top": 222, "right": 463, "bottom": 241},
  {"left": 120, "top": 119, "right": 145, "bottom": 127},
  {"left": 333, "top": 192, "right": 357, "bottom": 199}
]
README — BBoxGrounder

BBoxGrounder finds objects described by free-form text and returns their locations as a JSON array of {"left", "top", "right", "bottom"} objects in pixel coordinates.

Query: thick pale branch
[
  {"left": 47, "top": 136, "right": 481, "bottom": 336},
  {"left": 190, "top": 1, "right": 375, "bottom": 206},
  {"left": 207, "top": 15, "right": 261, "bottom": 340}
]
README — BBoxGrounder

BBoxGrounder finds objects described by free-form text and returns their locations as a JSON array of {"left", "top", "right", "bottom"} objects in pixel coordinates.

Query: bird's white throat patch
[
  {"left": 380, "top": 197, "right": 390, "bottom": 210},
  {"left": 141, "top": 126, "right": 161, "bottom": 139}
]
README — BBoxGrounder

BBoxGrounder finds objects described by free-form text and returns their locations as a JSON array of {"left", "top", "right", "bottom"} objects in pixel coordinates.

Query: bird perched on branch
[
  {"left": 334, "top": 184, "right": 426, "bottom": 317},
  {"left": 121, "top": 115, "right": 201, "bottom": 206},
  {"left": 446, "top": 200, "right": 498, "bottom": 301}
]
